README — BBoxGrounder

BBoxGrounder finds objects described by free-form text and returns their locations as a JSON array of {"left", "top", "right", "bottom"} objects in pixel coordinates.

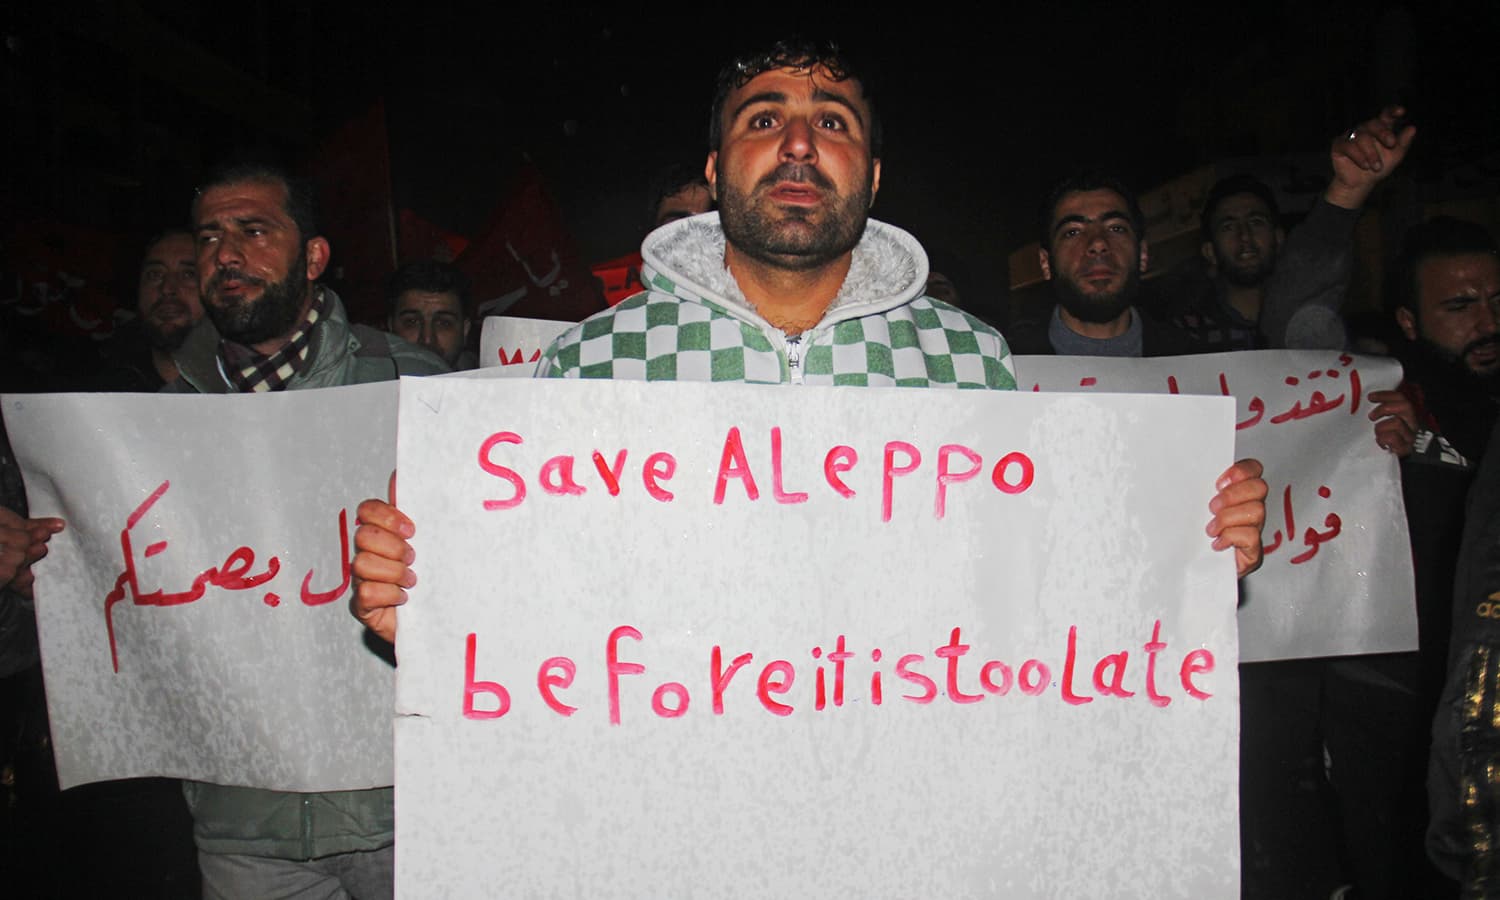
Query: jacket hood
[{"left": 639, "top": 212, "right": 930, "bottom": 335}]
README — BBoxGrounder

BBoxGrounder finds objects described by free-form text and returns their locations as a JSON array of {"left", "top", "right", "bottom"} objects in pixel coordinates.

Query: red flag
[
  {"left": 455, "top": 165, "right": 604, "bottom": 322},
  {"left": 3, "top": 220, "right": 122, "bottom": 342},
  {"left": 398, "top": 208, "right": 470, "bottom": 263},
  {"left": 591, "top": 250, "right": 645, "bottom": 307}
]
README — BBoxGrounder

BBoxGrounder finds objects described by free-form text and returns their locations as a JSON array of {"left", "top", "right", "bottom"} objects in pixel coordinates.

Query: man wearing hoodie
[{"left": 349, "top": 37, "right": 1267, "bottom": 646}]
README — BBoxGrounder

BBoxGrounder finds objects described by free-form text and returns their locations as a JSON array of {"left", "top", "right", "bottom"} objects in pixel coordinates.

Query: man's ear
[
  {"left": 1273, "top": 226, "right": 1286, "bottom": 254},
  {"left": 1038, "top": 248, "right": 1052, "bottom": 281},
  {"left": 704, "top": 153, "right": 718, "bottom": 202},
  {"left": 869, "top": 158, "right": 881, "bottom": 207},
  {"left": 1138, "top": 238, "right": 1150, "bottom": 274},
  {"left": 305, "top": 237, "right": 331, "bottom": 281},
  {"left": 1396, "top": 307, "right": 1419, "bottom": 342},
  {"left": 1200, "top": 241, "right": 1218, "bottom": 277},
  {"left": 462, "top": 318, "right": 472, "bottom": 341}
]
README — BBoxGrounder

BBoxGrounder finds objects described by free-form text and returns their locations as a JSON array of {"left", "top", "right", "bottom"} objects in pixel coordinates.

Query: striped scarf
[{"left": 218, "top": 287, "right": 326, "bottom": 393}]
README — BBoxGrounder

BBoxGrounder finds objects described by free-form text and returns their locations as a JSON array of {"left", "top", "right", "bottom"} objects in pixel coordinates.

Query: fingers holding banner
[
  {"left": 1208, "top": 458, "right": 1268, "bottom": 578},
  {"left": 0, "top": 506, "right": 64, "bottom": 598},
  {"left": 352, "top": 493, "right": 416, "bottom": 645},
  {"left": 1368, "top": 389, "right": 1417, "bottom": 457}
]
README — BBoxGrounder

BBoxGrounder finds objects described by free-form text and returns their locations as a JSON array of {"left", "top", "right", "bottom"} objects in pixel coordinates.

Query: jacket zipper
[
  {"left": 301, "top": 794, "right": 313, "bottom": 859},
  {"left": 783, "top": 333, "right": 803, "bottom": 384}
]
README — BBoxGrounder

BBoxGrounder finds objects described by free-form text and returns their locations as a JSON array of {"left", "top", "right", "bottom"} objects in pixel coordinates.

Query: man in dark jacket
[{"left": 94, "top": 229, "right": 204, "bottom": 391}]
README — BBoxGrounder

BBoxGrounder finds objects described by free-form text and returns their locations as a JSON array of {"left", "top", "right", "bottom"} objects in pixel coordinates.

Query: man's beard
[
  {"left": 1053, "top": 265, "right": 1140, "bottom": 325},
  {"left": 717, "top": 161, "right": 871, "bottom": 271},
  {"left": 139, "top": 300, "right": 195, "bottom": 357},
  {"left": 1415, "top": 332, "right": 1500, "bottom": 393},
  {"left": 203, "top": 247, "right": 309, "bottom": 346},
  {"left": 141, "top": 307, "right": 193, "bottom": 354},
  {"left": 1216, "top": 247, "right": 1276, "bottom": 288}
]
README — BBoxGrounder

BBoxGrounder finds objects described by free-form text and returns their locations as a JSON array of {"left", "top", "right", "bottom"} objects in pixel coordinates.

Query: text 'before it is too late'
[{"left": 461, "top": 621, "right": 1218, "bottom": 724}]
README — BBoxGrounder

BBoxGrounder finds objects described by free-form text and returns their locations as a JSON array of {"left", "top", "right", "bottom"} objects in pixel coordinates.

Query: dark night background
[{"left": 4, "top": 1, "right": 1498, "bottom": 330}]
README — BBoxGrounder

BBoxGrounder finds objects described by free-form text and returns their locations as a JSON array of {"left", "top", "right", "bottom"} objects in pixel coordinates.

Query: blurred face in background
[{"left": 138, "top": 232, "right": 203, "bottom": 352}]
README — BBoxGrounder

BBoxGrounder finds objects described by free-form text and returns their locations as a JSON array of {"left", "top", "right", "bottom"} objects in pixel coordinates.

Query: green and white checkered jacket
[{"left": 537, "top": 214, "right": 1015, "bottom": 390}]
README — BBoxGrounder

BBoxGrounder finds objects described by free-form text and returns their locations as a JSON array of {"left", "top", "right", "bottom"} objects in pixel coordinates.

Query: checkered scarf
[{"left": 218, "top": 286, "right": 326, "bottom": 393}]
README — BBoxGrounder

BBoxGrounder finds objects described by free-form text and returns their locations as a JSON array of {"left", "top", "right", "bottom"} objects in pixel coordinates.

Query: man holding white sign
[
  {"left": 171, "top": 161, "right": 445, "bottom": 899},
  {"left": 353, "top": 39, "right": 1268, "bottom": 638},
  {"left": 350, "top": 37, "right": 1268, "bottom": 893}
]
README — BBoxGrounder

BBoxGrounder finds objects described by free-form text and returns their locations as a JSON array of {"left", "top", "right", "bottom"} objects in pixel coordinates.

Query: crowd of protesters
[{"left": 1, "top": 33, "right": 1497, "bottom": 900}]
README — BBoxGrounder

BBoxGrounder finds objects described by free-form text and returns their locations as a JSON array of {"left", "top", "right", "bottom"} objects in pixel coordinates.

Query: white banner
[
  {"left": 1014, "top": 350, "right": 1414, "bottom": 662},
  {"left": 5, "top": 385, "right": 399, "bottom": 791},
  {"left": 394, "top": 376, "right": 1240, "bottom": 897},
  {"left": 478, "top": 315, "right": 570, "bottom": 374},
  {"left": 5, "top": 347, "right": 1411, "bottom": 799}
]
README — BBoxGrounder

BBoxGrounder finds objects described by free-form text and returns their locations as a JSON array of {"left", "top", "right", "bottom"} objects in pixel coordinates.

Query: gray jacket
[{"left": 167, "top": 287, "right": 444, "bottom": 859}]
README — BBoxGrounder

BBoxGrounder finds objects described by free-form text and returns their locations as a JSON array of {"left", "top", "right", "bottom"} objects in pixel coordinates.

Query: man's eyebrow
[
  {"left": 195, "top": 215, "right": 278, "bottom": 231},
  {"left": 1052, "top": 210, "right": 1131, "bottom": 235},
  {"left": 811, "top": 87, "right": 865, "bottom": 128},
  {"left": 1215, "top": 212, "right": 1269, "bottom": 224},
  {"left": 729, "top": 90, "right": 788, "bottom": 123}
]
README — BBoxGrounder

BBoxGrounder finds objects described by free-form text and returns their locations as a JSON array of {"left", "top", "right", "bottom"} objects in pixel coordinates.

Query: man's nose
[
  {"left": 1480, "top": 298, "right": 1499, "bottom": 335},
  {"left": 1085, "top": 226, "right": 1110, "bottom": 254},
  {"left": 213, "top": 234, "right": 245, "bottom": 269},
  {"left": 779, "top": 118, "right": 816, "bottom": 163}
]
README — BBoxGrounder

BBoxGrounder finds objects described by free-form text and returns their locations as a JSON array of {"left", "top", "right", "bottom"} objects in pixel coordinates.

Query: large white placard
[
  {"left": 5, "top": 385, "right": 400, "bottom": 791},
  {"left": 394, "top": 377, "right": 1239, "bottom": 897},
  {"left": 1014, "top": 350, "right": 1414, "bottom": 662}
]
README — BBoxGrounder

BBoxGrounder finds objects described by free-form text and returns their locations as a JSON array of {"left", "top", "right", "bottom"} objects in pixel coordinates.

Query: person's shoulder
[
  {"left": 538, "top": 292, "right": 705, "bottom": 378},
  {"left": 1140, "top": 313, "right": 1213, "bottom": 357},
  {"left": 999, "top": 314, "right": 1054, "bottom": 356},
  {"left": 348, "top": 324, "right": 449, "bottom": 379},
  {"left": 909, "top": 295, "right": 1003, "bottom": 340},
  {"left": 901, "top": 295, "right": 1017, "bottom": 390}
]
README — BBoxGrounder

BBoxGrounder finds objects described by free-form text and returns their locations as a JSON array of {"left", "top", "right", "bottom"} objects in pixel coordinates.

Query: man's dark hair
[
  {"left": 707, "top": 37, "right": 882, "bottom": 157},
  {"left": 1038, "top": 170, "right": 1145, "bottom": 253},
  {"left": 140, "top": 227, "right": 194, "bottom": 266},
  {"left": 193, "top": 160, "right": 321, "bottom": 240},
  {"left": 646, "top": 162, "right": 710, "bottom": 230},
  {"left": 1385, "top": 216, "right": 1499, "bottom": 319},
  {"left": 386, "top": 260, "right": 473, "bottom": 317},
  {"left": 1200, "top": 175, "right": 1281, "bottom": 240}
]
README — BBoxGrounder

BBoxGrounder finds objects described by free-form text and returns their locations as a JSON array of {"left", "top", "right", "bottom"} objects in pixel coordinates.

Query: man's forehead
[
  {"left": 729, "top": 65, "right": 867, "bottom": 110},
  {"left": 1211, "top": 193, "right": 1274, "bottom": 223},
  {"left": 396, "top": 290, "right": 463, "bottom": 314},
  {"left": 195, "top": 179, "right": 292, "bottom": 222},
  {"left": 664, "top": 183, "right": 710, "bottom": 202},
  {"left": 144, "top": 235, "right": 196, "bottom": 265},
  {"left": 1418, "top": 253, "right": 1500, "bottom": 299},
  {"left": 1052, "top": 189, "right": 1130, "bottom": 226}
]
